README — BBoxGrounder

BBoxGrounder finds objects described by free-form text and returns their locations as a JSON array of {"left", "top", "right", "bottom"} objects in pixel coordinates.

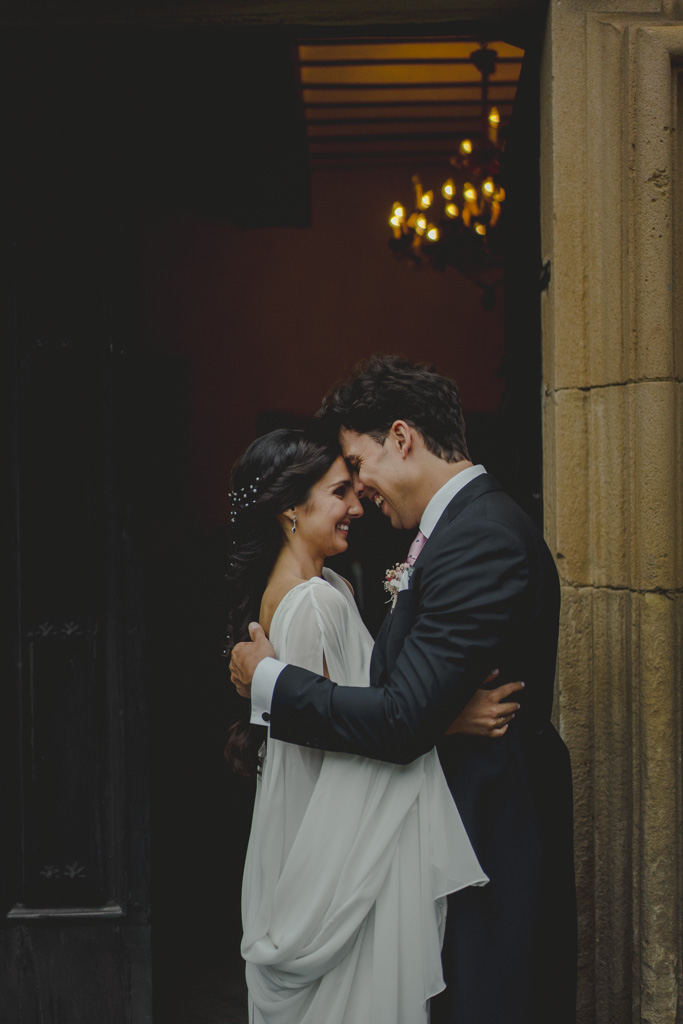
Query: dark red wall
[{"left": 144, "top": 164, "right": 505, "bottom": 525}]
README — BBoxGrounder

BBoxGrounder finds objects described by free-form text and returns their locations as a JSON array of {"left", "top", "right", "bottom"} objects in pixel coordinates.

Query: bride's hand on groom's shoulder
[
  {"left": 230, "top": 622, "right": 276, "bottom": 699},
  {"left": 445, "top": 672, "right": 524, "bottom": 738}
]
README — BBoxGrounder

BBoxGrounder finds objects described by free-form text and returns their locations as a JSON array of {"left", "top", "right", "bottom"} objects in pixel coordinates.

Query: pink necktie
[{"left": 406, "top": 529, "right": 426, "bottom": 566}]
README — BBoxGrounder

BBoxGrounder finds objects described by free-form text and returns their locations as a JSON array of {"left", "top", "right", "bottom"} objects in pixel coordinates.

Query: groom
[{"left": 230, "top": 356, "right": 576, "bottom": 1024}]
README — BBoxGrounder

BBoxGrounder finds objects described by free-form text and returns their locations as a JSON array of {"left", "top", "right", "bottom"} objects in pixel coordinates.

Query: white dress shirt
[{"left": 249, "top": 464, "right": 487, "bottom": 726}]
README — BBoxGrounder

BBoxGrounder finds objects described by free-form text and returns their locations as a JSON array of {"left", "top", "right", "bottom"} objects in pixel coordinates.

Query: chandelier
[{"left": 388, "top": 43, "right": 506, "bottom": 309}]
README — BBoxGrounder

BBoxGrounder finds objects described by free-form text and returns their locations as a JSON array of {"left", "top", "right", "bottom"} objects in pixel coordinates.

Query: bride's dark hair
[{"left": 224, "top": 428, "right": 341, "bottom": 776}]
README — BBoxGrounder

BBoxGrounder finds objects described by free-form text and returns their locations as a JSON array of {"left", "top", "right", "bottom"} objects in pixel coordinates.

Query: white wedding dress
[{"left": 241, "top": 568, "right": 487, "bottom": 1024}]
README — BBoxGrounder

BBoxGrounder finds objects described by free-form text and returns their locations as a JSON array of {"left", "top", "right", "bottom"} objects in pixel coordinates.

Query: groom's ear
[{"left": 390, "top": 420, "right": 414, "bottom": 459}]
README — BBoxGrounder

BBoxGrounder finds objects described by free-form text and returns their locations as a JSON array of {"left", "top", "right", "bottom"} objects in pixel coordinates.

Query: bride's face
[{"left": 296, "top": 456, "right": 363, "bottom": 557}]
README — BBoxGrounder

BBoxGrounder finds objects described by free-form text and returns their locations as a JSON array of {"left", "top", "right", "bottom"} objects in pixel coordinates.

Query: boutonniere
[{"left": 383, "top": 561, "right": 413, "bottom": 609}]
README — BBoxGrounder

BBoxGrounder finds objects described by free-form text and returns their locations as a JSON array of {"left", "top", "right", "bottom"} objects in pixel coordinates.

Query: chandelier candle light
[{"left": 388, "top": 43, "right": 507, "bottom": 308}]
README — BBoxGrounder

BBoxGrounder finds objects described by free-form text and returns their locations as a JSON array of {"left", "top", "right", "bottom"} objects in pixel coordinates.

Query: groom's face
[{"left": 339, "top": 428, "right": 418, "bottom": 531}]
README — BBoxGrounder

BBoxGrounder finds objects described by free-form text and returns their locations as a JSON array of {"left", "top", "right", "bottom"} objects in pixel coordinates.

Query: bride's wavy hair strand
[{"left": 225, "top": 428, "right": 341, "bottom": 776}]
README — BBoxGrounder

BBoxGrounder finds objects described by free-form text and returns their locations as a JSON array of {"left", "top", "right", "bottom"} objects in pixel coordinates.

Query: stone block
[
  {"left": 631, "top": 590, "right": 683, "bottom": 1023},
  {"left": 631, "top": 23, "right": 677, "bottom": 384},
  {"left": 590, "top": 588, "right": 634, "bottom": 1020},
  {"left": 558, "top": 585, "right": 683, "bottom": 1024},
  {"left": 630, "top": 381, "right": 681, "bottom": 590},
  {"left": 556, "top": 584, "right": 597, "bottom": 1013},
  {"left": 542, "top": 390, "right": 559, "bottom": 561},
  {"left": 547, "top": 380, "right": 682, "bottom": 593},
  {"left": 541, "top": 4, "right": 591, "bottom": 392},
  {"left": 585, "top": 15, "right": 630, "bottom": 388},
  {"left": 544, "top": 14, "right": 683, "bottom": 395},
  {"left": 549, "top": 389, "right": 592, "bottom": 585},
  {"left": 558, "top": 586, "right": 637, "bottom": 1022},
  {"left": 588, "top": 386, "right": 631, "bottom": 588},
  {"left": 677, "top": 381, "right": 683, "bottom": 574}
]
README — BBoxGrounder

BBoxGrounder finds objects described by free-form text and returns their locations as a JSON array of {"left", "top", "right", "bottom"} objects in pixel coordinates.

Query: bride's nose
[{"left": 348, "top": 497, "right": 364, "bottom": 517}]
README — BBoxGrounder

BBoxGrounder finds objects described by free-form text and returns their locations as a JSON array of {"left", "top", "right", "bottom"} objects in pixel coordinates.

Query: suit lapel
[{"left": 370, "top": 474, "right": 502, "bottom": 686}]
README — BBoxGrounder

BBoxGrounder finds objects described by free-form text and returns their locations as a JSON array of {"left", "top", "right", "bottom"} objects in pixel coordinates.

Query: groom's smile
[{"left": 339, "top": 426, "right": 421, "bottom": 531}]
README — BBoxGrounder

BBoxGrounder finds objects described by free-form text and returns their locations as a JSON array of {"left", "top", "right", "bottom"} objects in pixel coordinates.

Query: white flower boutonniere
[{"left": 383, "top": 561, "right": 413, "bottom": 608}]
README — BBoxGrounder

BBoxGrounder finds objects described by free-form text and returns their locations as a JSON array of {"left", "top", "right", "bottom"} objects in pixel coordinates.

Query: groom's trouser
[
  {"left": 430, "top": 804, "right": 541, "bottom": 1024},
  {"left": 431, "top": 852, "right": 576, "bottom": 1024},
  {"left": 431, "top": 731, "right": 577, "bottom": 1024}
]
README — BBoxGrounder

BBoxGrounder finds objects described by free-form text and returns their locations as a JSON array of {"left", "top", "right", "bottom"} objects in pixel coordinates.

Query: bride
[{"left": 225, "top": 429, "right": 505, "bottom": 1024}]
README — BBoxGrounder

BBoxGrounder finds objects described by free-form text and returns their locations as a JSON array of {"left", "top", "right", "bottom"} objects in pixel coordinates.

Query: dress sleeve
[{"left": 278, "top": 583, "right": 353, "bottom": 687}]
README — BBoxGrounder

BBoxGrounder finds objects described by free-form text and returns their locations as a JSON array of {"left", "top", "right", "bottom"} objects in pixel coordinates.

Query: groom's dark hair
[{"left": 317, "top": 354, "right": 470, "bottom": 463}]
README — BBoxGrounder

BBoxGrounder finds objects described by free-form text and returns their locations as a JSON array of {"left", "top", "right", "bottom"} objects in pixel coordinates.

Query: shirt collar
[{"left": 419, "top": 464, "right": 487, "bottom": 538}]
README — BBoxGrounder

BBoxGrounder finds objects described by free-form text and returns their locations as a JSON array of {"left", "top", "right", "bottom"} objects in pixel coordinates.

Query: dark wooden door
[
  {"left": 0, "top": 24, "right": 309, "bottom": 1021},
  {"left": 1, "top": 216, "right": 152, "bottom": 1022},
  {"left": 0, "top": 29, "right": 154, "bottom": 1022}
]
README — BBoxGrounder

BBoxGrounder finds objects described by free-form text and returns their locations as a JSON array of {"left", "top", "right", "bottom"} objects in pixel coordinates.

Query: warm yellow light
[
  {"left": 415, "top": 214, "right": 427, "bottom": 234},
  {"left": 442, "top": 178, "right": 456, "bottom": 199},
  {"left": 392, "top": 202, "right": 405, "bottom": 220},
  {"left": 494, "top": 186, "right": 506, "bottom": 203},
  {"left": 426, "top": 225, "right": 439, "bottom": 242},
  {"left": 445, "top": 202, "right": 459, "bottom": 219},
  {"left": 419, "top": 190, "right": 433, "bottom": 210},
  {"left": 475, "top": 223, "right": 487, "bottom": 236},
  {"left": 460, "top": 139, "right": 473, "bottom": 155},
  {"left": 488, "top": 107, "right": 501, "bottom": 143},
  {"left": 463, "top": 184, "right": 477, "bottom": 203},
  {"left": 483, "top": 178, "right": 495, "bottom": 196},
  {"left": 390, "top": 215, "right": 402, "bottom": 228}
]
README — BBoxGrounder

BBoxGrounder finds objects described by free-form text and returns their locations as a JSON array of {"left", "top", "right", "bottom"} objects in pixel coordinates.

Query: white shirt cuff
[{"left": 250, "top": 657, "right": 287, "bottom": 726}]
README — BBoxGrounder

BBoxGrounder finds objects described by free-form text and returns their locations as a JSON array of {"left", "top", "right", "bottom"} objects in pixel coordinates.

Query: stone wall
[{"left": 541, "top": 4, "right": 683, "bottom": 1021}]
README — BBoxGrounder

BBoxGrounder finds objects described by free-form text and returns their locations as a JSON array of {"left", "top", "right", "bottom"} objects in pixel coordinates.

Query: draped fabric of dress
[{"left": 241, "top": 568, "right": 488, "bottom": 1024}]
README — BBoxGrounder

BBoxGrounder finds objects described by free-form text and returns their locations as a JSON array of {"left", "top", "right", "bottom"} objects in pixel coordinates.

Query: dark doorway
[
  {"left": 141, "top": 25, "right": 543, "bottom": 1024},
  {"left": 3, "top": 16, "right": 544, "bottom": 1024}
]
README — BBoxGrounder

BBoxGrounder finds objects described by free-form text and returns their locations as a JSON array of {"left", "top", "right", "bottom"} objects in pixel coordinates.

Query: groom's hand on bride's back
[
  {"left": 230, "top": 622, "right": 275, "bottom": 699},
  {"left": 445, "top": 672, "right": 524, "bottom": 738}
]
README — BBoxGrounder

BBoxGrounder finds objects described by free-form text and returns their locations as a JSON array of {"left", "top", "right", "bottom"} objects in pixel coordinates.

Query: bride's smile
[{"left": 287, "top": 455, "right": 363, "bottom": 561}]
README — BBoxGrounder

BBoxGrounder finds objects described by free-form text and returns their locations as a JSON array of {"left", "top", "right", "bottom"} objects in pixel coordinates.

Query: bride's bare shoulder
[{"left": 259, "top": 572, "right": 310, "bottom": 635}]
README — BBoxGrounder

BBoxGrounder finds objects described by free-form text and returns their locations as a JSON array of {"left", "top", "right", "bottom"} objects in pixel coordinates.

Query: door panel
[{"left": 1, "top": 220, "right": 152, "bottom": 1021}]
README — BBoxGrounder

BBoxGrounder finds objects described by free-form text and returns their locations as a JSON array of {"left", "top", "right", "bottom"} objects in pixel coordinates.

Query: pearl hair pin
[{"left": 229, "top": 476, "right": 262, "bottom": 516}]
